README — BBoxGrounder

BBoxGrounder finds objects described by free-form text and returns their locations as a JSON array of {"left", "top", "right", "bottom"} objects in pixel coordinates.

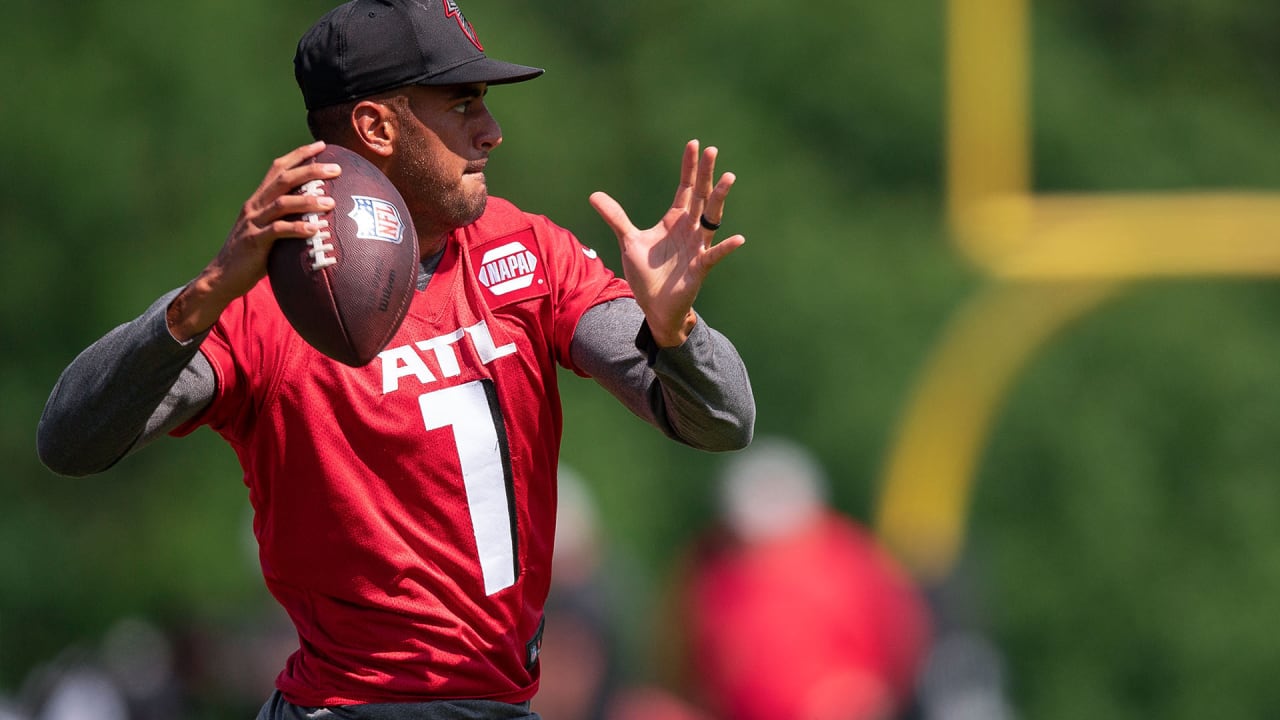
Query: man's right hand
[{"left": 166, "top": 141, "right": 343, "bottom": 342}]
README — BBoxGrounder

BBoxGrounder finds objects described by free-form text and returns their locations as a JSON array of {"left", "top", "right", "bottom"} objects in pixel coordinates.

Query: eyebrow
[{"left": 445, "top": 84, "right": 487, "bottom": 101}]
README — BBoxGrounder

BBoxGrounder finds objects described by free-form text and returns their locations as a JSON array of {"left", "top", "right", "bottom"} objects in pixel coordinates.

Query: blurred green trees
[{"left": 3, "top": 1, "right": 1280, "bottom": 717}]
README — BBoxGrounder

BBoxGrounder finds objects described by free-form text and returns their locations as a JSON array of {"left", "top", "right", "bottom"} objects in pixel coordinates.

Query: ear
[{"left": 351, "top": 100, "right": 397, "bottom": 158}]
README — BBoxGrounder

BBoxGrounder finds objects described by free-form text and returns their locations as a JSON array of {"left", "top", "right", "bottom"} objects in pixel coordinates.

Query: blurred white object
[
  {"left": 554, "top": 464, "right": 602, "bottom": 586},
  {"left": 918, "top": 630, "right": 1017, "bottom": 720},
  {"left": 36, "top": 666, "right": 127, "bottom": 720},
  {"left": 101, "top": 617, "right": 174, "bottom": 702},
  {"left": 717, "top": 435, "right": 828, "bottom": 542},
  {"left": 0, "top": 696, "right": 29, "bottom": 720}
]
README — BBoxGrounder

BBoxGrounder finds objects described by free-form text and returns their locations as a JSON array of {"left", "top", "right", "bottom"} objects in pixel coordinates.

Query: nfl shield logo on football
[{"left": 348, "top": 195, "right": 405, "bottom": 244}]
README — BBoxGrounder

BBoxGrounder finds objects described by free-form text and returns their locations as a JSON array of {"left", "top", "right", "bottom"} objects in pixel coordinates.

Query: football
[{"left": 268, "top": 144, "right": 418, "bottom": 367}]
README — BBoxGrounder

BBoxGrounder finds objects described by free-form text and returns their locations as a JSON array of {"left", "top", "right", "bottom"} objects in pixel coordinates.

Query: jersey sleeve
[
  {"left": 531, "top": 213, "right": 632, "bottom": 376},
  {"left": 170, "top": 282, "right": 291, "bottom": 441},
  {"left": 37, "top": 287, "right": 212, "bottom": 476}
]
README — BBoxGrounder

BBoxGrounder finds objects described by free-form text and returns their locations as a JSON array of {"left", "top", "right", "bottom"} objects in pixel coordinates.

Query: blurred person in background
[
  {"left": 677, "top": 436, "right": 933, "bottom": 720},
  {"left": 12, "top": 616, "right": 184, "bottom": 720},
  {"left": 535, "top": 466, "right": 712, "bottom": 720},
  {"left": 533, "top": 465, "right": 623, "bottom": 720}
]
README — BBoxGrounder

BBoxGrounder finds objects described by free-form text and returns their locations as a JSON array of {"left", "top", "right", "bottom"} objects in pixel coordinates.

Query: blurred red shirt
[{"left": 685, "top": 512, "right": 931, "bottom": 720}]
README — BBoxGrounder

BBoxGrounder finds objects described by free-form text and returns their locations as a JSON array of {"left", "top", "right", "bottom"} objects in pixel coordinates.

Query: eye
[{"left": 451, "top": 101, "right": 470, "bottom": 114}]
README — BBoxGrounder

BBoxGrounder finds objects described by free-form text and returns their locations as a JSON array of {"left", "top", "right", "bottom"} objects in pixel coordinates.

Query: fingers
[
  {"left": 670, "top": 140, "right": 736, "bottom": 236},
  {"left": 693, "top": 144, "right": 717, "bottom": 215},
  {"left": 589, "top": 191, "right": 638, "bottom": 240},
  {"left": 671, "top": 139, "right": 700, "bottom": 210},
  {"left": 243, "top": 142, "right": 343, "bottom": 238},
  {"left": 278, "top": 140, "right": 330, "bottom": 174},
  {"left": 596, "top": 142, "right": 744, "bottom": 255},
  {"left": 702, "top": 233, "right": 746, "bottom": 268},
  {"left": 699, "top": 171, "right": 737, "bottom": 230},
  {"left": 259, "top": 198, "right": 335, "bottom": 243},
  {"left": 196, "top": 143, "right": 349, "bottom": 315},
  {"left": 258, "top": 190, "right": 336, "bottom": 236},
  {"left": 672, "top": 140, "right": 719, "bottom": 214},
  {"left": 252, "top": 141, "right": 324, "bottom": 195}
]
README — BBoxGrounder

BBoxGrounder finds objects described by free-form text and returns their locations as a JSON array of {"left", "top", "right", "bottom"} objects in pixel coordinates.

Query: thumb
[{"left": 589, "top": 191, "right": 636, "bottom": 240}]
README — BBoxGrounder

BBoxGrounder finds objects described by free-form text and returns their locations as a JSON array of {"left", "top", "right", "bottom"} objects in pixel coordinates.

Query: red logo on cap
[{"left": 443, "top": 0, "right": 484, "bottom": 51}]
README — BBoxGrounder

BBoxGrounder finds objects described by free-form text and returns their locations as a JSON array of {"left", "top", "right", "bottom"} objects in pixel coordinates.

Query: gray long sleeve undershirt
[{"left": 38, "top": 269, "right": 754, "bottom": 477}]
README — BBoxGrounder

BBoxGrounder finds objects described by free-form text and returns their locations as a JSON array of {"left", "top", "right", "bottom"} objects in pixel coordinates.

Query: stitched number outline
[{"left": 418, "top": 380, "right": 518, "bottom": 595}]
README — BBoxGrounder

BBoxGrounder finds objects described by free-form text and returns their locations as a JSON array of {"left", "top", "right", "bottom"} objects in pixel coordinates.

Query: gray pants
[{"left": 255, "top": 690, "right": 540, "bottom": 720}]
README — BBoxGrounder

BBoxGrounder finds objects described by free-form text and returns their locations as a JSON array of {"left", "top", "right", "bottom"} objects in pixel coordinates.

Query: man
[
  {"left": 680, "top": 438, "right": 930, "bottom": 720},
  {"left": 36, "top": 0, "right": 754, "bottom": 718}
]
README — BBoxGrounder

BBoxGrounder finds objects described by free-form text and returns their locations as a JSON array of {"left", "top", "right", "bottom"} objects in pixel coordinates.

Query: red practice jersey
[{"left": 175, "top": 197, "right": 632, "bottom": 706}]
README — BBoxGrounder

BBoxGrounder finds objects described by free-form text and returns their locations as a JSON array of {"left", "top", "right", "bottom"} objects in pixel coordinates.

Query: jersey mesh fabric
[{"left": 174, "top": 197, "right": 631, "bottom": 705}]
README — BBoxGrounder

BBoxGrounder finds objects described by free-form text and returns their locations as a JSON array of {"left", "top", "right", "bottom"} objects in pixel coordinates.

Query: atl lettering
[{"left": 377, "top": 320, "right": 516, "bottom": 394}]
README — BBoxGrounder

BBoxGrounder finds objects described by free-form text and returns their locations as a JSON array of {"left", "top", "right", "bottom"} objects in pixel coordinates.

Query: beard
[{"left": 388, "top": 124, "right": 488, "bottom": 237}]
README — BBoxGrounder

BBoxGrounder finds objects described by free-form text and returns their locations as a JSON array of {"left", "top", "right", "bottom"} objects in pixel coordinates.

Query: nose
[{"left": 476, "top": 105, "right": 503, "bottom": 152}]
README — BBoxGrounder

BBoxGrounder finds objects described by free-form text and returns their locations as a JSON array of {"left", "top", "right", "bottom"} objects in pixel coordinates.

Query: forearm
[
  {"left": 37, "top": 288, "right": 216, "bottom": 476},
  {"left": 571, "top": 299, "right": 755, "bottom": 451}
]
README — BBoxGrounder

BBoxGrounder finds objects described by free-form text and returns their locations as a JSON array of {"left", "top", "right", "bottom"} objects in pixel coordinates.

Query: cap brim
[{"left": 420, "top": 56, "right": 544, "bottom": 87}]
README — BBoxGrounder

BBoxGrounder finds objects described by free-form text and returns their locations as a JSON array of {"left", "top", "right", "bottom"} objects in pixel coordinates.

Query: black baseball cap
[{"left": 295, "top": 0, "right": 544, "bottom": 111}]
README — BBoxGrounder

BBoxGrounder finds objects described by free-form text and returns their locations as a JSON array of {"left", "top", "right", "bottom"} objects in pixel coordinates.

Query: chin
[{"left": 456, "top": 195, "right": 488, "bottom": 227}]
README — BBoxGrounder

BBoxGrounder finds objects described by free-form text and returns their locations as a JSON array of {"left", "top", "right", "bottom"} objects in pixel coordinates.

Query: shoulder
[
  {"left": 208, "top": 279, "right": 294, "bottom": 355},
  {"left": 467, "top": 197, "right": 572, "bottom": 242},
  {"left": 469, "top": 196, "right": 531, "bottom": 233},
  {"left": 237, "top": 279, "right": 288, "bottom": 320}
]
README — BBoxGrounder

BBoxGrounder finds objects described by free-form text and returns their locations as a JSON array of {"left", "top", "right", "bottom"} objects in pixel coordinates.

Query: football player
[{"left": 38, "top": 1, "right": 754, "bottom": 718}]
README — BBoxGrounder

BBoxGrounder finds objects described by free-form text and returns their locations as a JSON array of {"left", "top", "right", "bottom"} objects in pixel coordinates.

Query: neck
[
  {"left": 415, "top": 245, "right": 447, "bottom": 291},
  {"left": 418, "top": 233, "right": 449, "bottom": 260}
]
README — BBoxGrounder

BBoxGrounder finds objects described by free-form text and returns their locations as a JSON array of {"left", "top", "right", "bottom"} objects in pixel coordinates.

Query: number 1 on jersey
[{"left": 418, "top": 380, "right": 518, "bottom": 595}]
